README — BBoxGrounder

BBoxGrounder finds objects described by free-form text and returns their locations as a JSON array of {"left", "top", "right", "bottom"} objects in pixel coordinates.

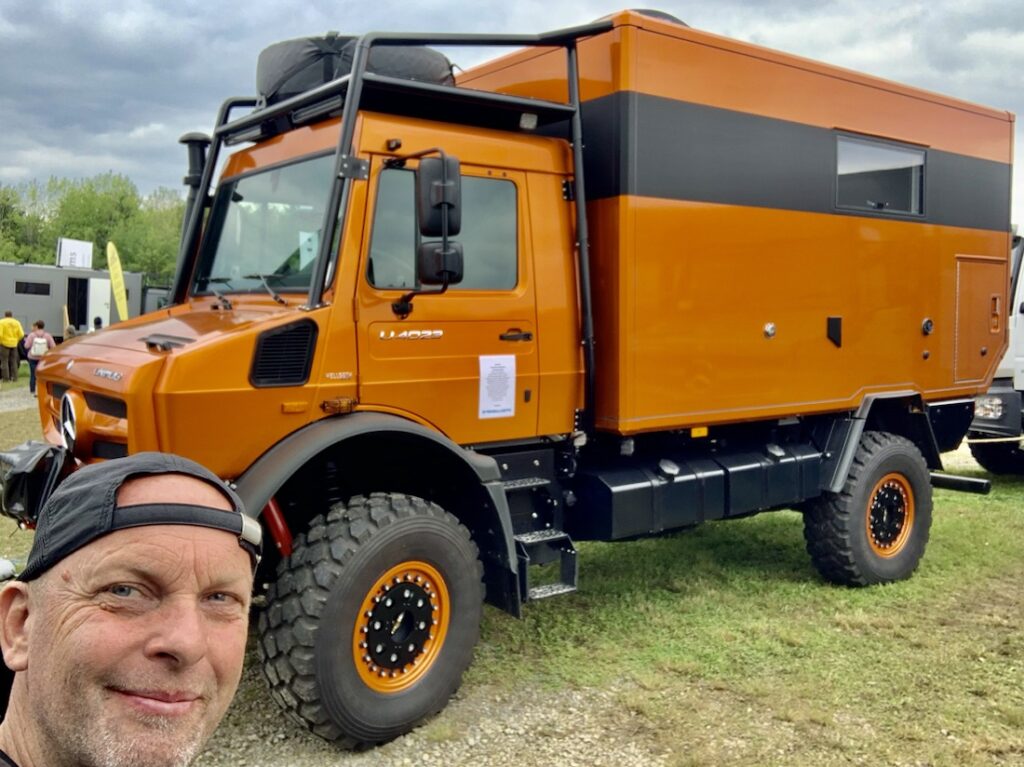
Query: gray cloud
[{"left": 1, "top": 0, "right": 1022, "bottom": 219}]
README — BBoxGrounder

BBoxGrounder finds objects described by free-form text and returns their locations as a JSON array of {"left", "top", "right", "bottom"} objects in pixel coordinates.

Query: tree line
[{"left": 0, "top": 173, "right": 184, "bottom": 285}]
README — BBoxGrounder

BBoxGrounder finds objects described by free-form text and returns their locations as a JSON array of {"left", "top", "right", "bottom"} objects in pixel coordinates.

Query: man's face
[{"left": 19, "top": 475, "right": 253, "bottom": 767}]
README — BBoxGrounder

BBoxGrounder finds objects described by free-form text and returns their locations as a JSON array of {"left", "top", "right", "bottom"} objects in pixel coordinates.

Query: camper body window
[
  {"left": 836, "top": 136, "right": 925, "bottom": 216},
  {"left": 368, "top": 169, "right": 517, "bottom": 291},
  {"left": 15, "top": 281, "right": 51, "bottom": 296}
]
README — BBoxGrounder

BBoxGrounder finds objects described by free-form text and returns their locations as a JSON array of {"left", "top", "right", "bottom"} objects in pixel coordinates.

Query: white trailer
[{"left": 0, "top": 262, "right": 144, "bottom": 341}]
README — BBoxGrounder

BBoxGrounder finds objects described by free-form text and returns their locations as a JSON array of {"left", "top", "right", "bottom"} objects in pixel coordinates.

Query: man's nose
[{"left": 142, "top": 597, "right": 208, "bottom": 667}]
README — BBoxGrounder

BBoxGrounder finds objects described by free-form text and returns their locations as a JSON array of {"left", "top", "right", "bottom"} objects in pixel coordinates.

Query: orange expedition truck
[{"left": 0, "top": 9, "right": 1014, "bottom": 747}]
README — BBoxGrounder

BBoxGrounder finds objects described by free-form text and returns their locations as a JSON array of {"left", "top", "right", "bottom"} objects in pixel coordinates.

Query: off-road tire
[
  {"left": 968, "top": 433, "right": 1024, "bottom": 474},
  {"left": 803, "top": 431, "right": 932, "bottom": 586},
  {"left": 257, "top": 493, "right": 484, "bottom": 746}
]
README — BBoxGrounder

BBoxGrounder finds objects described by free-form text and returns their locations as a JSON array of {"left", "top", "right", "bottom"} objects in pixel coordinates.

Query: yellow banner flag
[{"left": 106, "top": 242, "right": 129, "bottom": 322}]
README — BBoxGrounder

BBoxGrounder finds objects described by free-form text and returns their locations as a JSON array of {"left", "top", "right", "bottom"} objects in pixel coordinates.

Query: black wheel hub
[
  {"left": 361, "top": 581, "right": 434, "bottom": 671},
  {"left": 870, "top": 482, "right": 906, "bottom": 547}
]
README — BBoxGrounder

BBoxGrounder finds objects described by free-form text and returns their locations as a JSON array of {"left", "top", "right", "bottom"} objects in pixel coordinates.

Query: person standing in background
[
  {"left": 0, "top": 312, "right": 23, "bottom": 383},
  {"left": 22, "top": 321, "right": 55, "bottom": 397}
]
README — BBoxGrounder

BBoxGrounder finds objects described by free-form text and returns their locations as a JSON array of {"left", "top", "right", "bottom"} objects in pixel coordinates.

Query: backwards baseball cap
[
  {"left": 19, "top": 451, "right": 262, "bottom": 581},
  {"left": 1, "top": 452, "right": 262, "bottom": 717}
]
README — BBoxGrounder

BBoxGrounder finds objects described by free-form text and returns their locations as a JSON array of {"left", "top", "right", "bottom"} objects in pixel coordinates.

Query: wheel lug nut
[
  {"left": 390, "top": 653, "right": 398, "bottom": 662},
  {"left": 385, "top": 598, "right": 393, "bottom": 607},
  {"left": 376, "top": 644, "right": 384, "bottom": 653}
]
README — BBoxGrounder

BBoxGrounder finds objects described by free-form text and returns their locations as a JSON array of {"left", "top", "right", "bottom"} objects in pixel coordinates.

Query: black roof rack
[{"left": 219, "top": 72, "right": 578, "bottom": 146}]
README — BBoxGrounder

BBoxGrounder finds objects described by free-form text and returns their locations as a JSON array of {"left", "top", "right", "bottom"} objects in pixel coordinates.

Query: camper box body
[{"left": 461, "top": 11, "right": 1015, "bottom": 435}]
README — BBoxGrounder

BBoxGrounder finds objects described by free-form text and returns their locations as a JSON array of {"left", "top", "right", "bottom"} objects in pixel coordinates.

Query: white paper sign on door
[{"left": 479, "top": 355, "right": 515, "bottom": 419}]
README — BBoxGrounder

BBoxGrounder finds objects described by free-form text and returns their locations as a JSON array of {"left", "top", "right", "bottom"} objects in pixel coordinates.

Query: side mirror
[
  {"left": 417, "top": 241, "right": 463, "bottom": 286},
  {"left": 416, "top": 156, "right": 461, "bottom": 237}
]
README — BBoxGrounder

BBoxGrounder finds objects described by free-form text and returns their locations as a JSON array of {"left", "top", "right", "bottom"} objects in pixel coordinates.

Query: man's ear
[{"left": 0, "top": 583, "right": 31, "bottom": 672}]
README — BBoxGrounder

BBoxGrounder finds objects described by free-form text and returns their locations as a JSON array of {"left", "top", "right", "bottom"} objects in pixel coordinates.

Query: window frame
[
  {"left": 365, "top": 163, "right": 520, "bottom": 293},
  {"left": 192, "top": 149, "right": 337, "bottom": 297},
  {"left": 834, "top": 133, "right": 927, "bottom": 219},
  {"left": 15, "top": 281, "right": 51, "bottom": 296}
]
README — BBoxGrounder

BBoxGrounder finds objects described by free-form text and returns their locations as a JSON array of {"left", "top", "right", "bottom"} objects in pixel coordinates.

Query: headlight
[{"left": 974, "top": 395, "right": 1005, "bottom": 420}]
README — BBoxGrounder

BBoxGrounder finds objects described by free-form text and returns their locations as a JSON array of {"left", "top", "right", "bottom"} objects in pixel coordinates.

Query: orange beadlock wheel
[
  {"left": 865, "top": 472, "right": 915, "bottom": 558},
  {"left": 352, "top": 560, "right": 451, "bottom": 693}
]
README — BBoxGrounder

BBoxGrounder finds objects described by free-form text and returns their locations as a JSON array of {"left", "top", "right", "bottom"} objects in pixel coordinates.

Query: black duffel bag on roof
[{"left": 256, "top": 31, "right": 455, "bottom": 107}]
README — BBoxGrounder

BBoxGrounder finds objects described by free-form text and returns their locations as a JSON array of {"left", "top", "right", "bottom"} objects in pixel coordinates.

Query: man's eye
[
  {"left": 206, "top": 592, "right": 238, "bottom": 604},
  {"left": 108, "top": 584, "right": 137, "bottom": 598}
]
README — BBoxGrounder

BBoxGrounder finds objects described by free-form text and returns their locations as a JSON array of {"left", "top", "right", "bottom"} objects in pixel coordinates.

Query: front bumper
[
  {"left": 970, "top": 382, "right": 1023, "bottom": 438},
  {"left": 0, "top": 441, "right": 73, "bottom": 526}
]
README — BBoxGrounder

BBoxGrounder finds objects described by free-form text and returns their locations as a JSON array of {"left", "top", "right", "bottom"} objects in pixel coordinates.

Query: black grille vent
[
  {"left": 250, "top": 320, "right": 318, "bottom": 387},
  {"left": 84, "top": 392, "right": 127, "bottom": 419}
]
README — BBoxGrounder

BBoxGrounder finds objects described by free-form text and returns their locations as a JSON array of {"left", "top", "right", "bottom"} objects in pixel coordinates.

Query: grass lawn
[{"left": 1, "top": 402, "right": 1021, "bottom": 765}]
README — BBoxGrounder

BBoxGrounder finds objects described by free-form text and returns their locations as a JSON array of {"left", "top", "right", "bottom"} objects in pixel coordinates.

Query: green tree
[
  {"left": 52, "top": 173, "right": 140, "bottom": 269},
  {"left": 110, "top": 187, "right": 184, "bottom": 284}
]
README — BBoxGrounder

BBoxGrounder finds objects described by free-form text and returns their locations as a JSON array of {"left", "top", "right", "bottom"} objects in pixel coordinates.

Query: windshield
[{"left": 192, "top": 153, "right": 335, "bottom": 296}]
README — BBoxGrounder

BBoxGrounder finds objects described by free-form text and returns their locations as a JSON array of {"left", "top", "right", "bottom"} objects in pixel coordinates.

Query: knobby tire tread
[
  {"left": 257, "top": 492, "right": 483, "bottom": 746},
  {"left": 803, "top": 431, "right": 930, "bottom": 586}
]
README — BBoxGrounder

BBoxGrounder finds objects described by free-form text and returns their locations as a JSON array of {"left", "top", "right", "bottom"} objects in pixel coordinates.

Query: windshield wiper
[
  {"left": 205, "top": 277, "right": 234, "bottom": 310},
  {"left": 244, "top": 273, "right": 287, "bottom": 305}
]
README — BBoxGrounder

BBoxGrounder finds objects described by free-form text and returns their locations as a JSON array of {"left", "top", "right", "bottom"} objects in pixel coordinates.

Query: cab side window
[{"left": 368, "top": 168, "right": 518, "bottom": 290}]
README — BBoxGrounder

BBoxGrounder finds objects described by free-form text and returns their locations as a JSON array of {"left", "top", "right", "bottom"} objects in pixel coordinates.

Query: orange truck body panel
[{"left": 460, "top": 10, "right": 1014, "bottom": 435}]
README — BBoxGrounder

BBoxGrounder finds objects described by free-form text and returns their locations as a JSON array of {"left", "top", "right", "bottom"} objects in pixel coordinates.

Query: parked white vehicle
[{"left": 969, "top": 234, "right": 1024, "bottom": 472}]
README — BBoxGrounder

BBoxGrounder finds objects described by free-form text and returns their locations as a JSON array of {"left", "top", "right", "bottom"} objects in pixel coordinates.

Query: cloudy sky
[{"left": 1, "top": 0, "right": 1022, "bottom": 220}]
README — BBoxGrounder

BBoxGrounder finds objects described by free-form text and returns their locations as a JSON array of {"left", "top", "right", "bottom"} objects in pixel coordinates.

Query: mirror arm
[{"left": 391, "top": 274, "right": 451, "bottom": 319}]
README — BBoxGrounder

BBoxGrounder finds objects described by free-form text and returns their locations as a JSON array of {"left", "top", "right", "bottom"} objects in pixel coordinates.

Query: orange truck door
[{"left": 356, "top": 161, "right": 540, "bottom": 443}]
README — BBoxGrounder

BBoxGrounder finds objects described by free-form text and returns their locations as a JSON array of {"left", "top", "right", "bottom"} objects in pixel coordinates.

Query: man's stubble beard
[{"left": 33, "top": 664, "right": 215, "bottom": 767}]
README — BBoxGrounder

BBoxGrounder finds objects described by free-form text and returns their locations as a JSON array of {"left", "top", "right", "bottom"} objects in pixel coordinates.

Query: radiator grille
[{"left": 250, "top": 320, "right": 318, "bottom": 387}]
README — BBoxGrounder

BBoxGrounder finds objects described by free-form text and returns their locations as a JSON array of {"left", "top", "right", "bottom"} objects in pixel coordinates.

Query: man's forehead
[
  {"left": 115, "top": 473, "right": 234, "bottom": 510},
  {"left": 59, "top": 524, "right": 254, "bottom": 580}
]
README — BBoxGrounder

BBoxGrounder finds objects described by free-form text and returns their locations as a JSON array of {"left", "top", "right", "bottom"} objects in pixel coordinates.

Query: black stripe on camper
[{"left": 579, "top": 92, "right": 1011, "bottom": 232}]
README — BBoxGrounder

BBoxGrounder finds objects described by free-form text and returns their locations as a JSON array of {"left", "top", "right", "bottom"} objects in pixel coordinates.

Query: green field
[{"left": 1, "top": 402, "right": 1021, "bottom": 765}]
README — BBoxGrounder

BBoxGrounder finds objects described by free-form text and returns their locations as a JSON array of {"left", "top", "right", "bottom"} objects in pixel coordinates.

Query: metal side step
[
  {"left": 514, "top": 529, "right": 578, "bottom": 602},
  {"left": 502, "top": 476, "right": 551, "bottom": 491}
]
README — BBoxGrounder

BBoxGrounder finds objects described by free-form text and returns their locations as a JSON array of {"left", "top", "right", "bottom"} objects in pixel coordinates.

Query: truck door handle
[{"left": 499, "top": 329, "right": 533, "bottom": 342}]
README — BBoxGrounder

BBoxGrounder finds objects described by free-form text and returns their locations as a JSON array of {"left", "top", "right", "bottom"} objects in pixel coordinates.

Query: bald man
[{"left": 0, "top": 452, "right": 262, "bottom": 767}]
